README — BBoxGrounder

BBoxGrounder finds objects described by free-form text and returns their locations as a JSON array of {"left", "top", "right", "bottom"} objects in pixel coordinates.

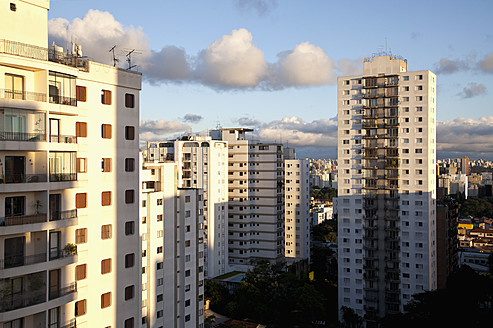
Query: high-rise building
[
  {"left": 140, "top": 161, "right": 205, "bottom": 328},
  {"left": 0, "top": 1, "right": 141, "bottom": 327},
  {"left": 461, "top": 156, "right": 470, "bottom": 175},
  {"left": 211, "top": 129, "right": 284, "bottom": 270},
  {"left": 146, "top": 136, "right": 228, "bottom": 278},
  {"left": 337, "top": 54, "right": 437, "bottom": 322},
  {"left": 284, "top": 154, "right": 311, "bottom": 260}
]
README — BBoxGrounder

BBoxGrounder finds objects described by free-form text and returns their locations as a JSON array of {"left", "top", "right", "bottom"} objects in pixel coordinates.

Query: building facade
[
  {"left": 337, "top": 54, "right": 437, "bottom": 321},
  {"left": 140, "top": 161, "right": 205, "bottom": 328},
  {"left": 211, "top": 129, "right": 284, "bottom": 270},
  {"left": 0, "top": 1, "right": 142, "bottom": 327},
  {"left": 146, "top": 136, "right": 228, "bottom": 278}
]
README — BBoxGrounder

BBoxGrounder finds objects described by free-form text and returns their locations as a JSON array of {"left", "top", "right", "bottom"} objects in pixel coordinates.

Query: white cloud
[
  {"left": 337, "top": 57, "right": 364, "bottom": 76},
  {"left": 276, "top": 42, "right": 337, "bottom": 87},
  {"left": 434, "top": 58, "right": 471, "bottom": 74},
  {"left": 478, "top": 52, "right": 493, "bottom": 73},
  {"left": 234, "top": 0, "right": 278, "bottom": 16},
  {"left": 196, "top": 28, "right": 267, "bottom": 88},
  {"left": 437, "top": 116, "right": 493, "bottom": 153},
  {"left": 182, "top": 114, "right": 203, "bottom": 123},
  {"left": 140, "top": 119, "right": 190, "bottom": 137}
]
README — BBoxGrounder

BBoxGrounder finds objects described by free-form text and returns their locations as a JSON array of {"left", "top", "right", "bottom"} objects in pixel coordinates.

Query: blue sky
[{"left": 48, "top": 0, "right": 493, "bottom": 159}]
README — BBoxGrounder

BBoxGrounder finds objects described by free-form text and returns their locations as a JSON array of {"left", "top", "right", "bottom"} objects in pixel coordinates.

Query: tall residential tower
[{"left": 337, "top": 54, "right": 437, "bottom": 322}]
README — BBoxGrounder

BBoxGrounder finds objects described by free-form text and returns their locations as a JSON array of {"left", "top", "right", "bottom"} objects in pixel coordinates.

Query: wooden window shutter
[
  {"left": 101, "top": 191, "right": 111, "bottom": 206},
  {"left": 101, "top": 258, "right": 111, "bottom": 274},
  {"left": 75, "top": 264, "right": 87, "bottom": 280},
  {"left": 76, "top": 122, "right": 87, "bottom": 138},
  {"left": 76, "top": 86, "right": 87, "bottom": 102},
  {"left": 76, "top": 193, "right": 87, "bottom": 208}
]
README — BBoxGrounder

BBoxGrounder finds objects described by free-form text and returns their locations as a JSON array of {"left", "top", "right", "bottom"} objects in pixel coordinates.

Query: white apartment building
[
  {"left": 140, "top": 161, "right": 205, "bottom": 328},
  {"left": 146, "top": 136, "right": 228, "bottom": 278},
  {"left": 284, "top": 157, "right": 310, "bottom": 260},
  {"left": 0, "top": 1, "right": 141, "bottom": 327},
  {"left": 210, "top": 129, "right": 284, "bottom": 270},
  {"left": 337, "top": 54, "right": 437, "bottom": 322}
]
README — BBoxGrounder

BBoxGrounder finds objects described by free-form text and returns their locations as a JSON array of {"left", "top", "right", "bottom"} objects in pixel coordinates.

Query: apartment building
[
  {"left": 0, "top": 1, "right": 141, "bottom": 327},
  {"left": 210, "top": 129, "right": 284, "bottom": 271},
  {"left": 337, "top": 54, "right": 437, "bottom": 322},
  {"left": 284, "top": 154, "right": 310, "bottom": 260},
  {"left": 146, "top": 136, "right": 228, "bottom": 278},
  {"left": 140, "top": 161, "right": 205, "bottom": 328}
]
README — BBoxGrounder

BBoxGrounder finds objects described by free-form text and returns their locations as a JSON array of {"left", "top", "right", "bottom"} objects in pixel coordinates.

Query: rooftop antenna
[
  {"left": 215, "top": 121, "right": 222, "bottom": 129},
  {"left": 109, "top": 45, "right": 119, "bottom": 67},
  {"left": 123, "top": 48, "right": 142, "bottom": 70}
]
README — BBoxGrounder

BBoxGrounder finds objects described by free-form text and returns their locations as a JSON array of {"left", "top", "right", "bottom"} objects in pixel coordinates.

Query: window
[
  {"left": 75, "top": 300, "right": 87, "bottom": 316},
  {"left": 157, "top": 215, "right": 163, "bottom": 222},
  {"left": 157, "top": 246, "right": 163, "bottom": 254},
  {"left": 76, "top": 192, "right": 87, "bottom": 208},
  {"left": 125, "top": 221, "right": 135, "bottom": 235},
  {"left": 157, "top": 199, "right": 163, "bottom": 206},
  {"left": 125, "top": 190, "right": 135, "bottom": 203},
  {"left": 49, "top": 71, "right": 76, "bottom": 105},
  {"left": 75, "top": 264, "right": 87, "bottom": 280},
  {"left": 101, "top": 124, "right": 112, "bottom": 139},
  {"left": 101, "top": 259, "right": 111, "bottom": 274},
  {"left": 185, "top": 270, "right": 191, "bottom": 277},
  {"left": 185, "top": 315, "right": 190, "bottom": 322},
  {"left": 125, "top": 158, "right": 135, "bottom": 172},
  {"left": 76, "top": 86, "right": 87, "bottom": 102},
  {"left": 75, "top": 228, "right": 87, "bottom": 244},
  {"left": 10, "top": 3, "right": 16, "bottom": 11},
  {"left": 101, "top": 90, "right": 112, "bottom": 105},
  {"left": 157, "top": 294, "right": 163, "bottom": 302},
  {"left": 124, "top": 318, "right": 134, "bottom": 328},
  {"left": 76, "top": 122, "right": 87, "bottom": 137},
  {"left": 125, "top": 253, "right": 135, "bottom": 268},
  {"left": 125, "top": 126, "right": 135, "bottom": 140},
  {"left": 125, "top": 93, "right": 135, "bottom": 108},
  {"left": 99, "top": 192, "right": 111, "bottom": 206},
  {"left": 415, "top": 149, "right": 423, "bottom": 153},
  {"left": 101, "top": 158, "right": 112, "bottom": 172},
  {"left": 101, "top": 224, "right": 112, "bottom": 239},
  {"left": 77, "top": 158, "right": 87, "bottom": 173},
  {"left": 125, "top": 285, "right": 135, "bottom": 300},
  {"left": 101, "top": 292, "right": 111, "bottom": 308}
]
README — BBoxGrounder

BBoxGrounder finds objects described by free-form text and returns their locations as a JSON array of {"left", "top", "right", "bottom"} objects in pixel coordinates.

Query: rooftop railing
[{"left": 0, "top": 39, "right": 89, "bottom": 71}]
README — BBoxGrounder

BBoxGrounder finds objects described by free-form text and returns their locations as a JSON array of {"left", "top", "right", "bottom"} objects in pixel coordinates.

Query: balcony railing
[
  {"left": 1, "top": 173, "right": 47, "bottom": 184},
  {"left": 0, "top": 131, "right": 46, "bottom": 142},
  {"left": 61, "top": 319, "right": 77, "bottom": 328},
  {"left": 0, "top": 213, "right": 47, "bottom": 226},
  {"left": 0, "top": 89, "right": 47, "bottom": 102},
  {"left": 50, "top": 209, "right": 77, "bottom": 221},
  {"left": 0, "top": 289, "right": 45, "bottom": 313},
  {"left": 0, "top": 39, "right": 89, "bottom": 71},
  {"left": 48, "top": 282, "right": 77, "bottom": 300},
  {"left": 0, "top": 252, "right": 47, "bottom": 269},
  {"left": 49, "top": 173, "right": 77, "bottom": 182},
  {"left": 50, "top": 135, "right": 77, "bottom": 144},
  {"left": 49, "top": 248, "right": 77, "bottom": 261},
  {"left": 49, "top": 94, "right": 77, "bottom": 106}
]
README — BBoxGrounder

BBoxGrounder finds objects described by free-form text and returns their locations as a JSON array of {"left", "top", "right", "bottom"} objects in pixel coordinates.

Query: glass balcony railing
[
  {"left": 49, "top": 173, "right": 77, "bottom": 182},
  {"left": 0, "top": 131, "right": 46, "bottom": 141}
]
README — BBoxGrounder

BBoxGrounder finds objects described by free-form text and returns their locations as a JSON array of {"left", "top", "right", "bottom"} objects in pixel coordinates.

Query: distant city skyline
[{"left": 48, "top": 0, "right": 493, "bottom": 160}]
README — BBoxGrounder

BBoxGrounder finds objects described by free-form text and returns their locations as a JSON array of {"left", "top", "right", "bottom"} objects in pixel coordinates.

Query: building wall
[{"left": 337, "top": 55, "right": 437, "bottom": 320}]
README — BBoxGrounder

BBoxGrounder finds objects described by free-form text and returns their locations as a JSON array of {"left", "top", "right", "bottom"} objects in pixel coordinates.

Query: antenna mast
[
  {"left": 109, "top": 45, "right": 119, "bottom": 67},
  {"left": 123, "top": 49, "right": 141, "bottom": 70}
]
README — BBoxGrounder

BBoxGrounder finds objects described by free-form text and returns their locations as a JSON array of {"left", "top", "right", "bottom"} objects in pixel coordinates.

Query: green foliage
[
  {"left": 382, "top": 266, "right": 493, "bottom": 327},
  {"left": 341, "top": 306, "right": 364, "bottom": 328},
  {"left": 64, "top": 243, "right": 77, "bottom": 255},
  {"left": 311, "top": 187, "right": 337, "bottom": 201},
  {"left": 459, "top": 196, "right": 493, "bottom": 218},
  {"left": 312, "top": 219, "right": 337, "bottom": 242},
  {"left": 471, "top": 166, "right": 493, "bottom": 174},
  {"left": 204, "top": 280, "right": 230, "bottom": 314},
  {"left": 219, "top": 261, "right": 330, "bottom": 327}
]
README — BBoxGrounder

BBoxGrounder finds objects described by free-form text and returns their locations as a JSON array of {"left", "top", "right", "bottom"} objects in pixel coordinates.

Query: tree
[
  {"left": 341, "top": 306, "right": 363, "bottom": 328},
  {"left": 205, "top": 280, "right": 230, "bottom": 314}
]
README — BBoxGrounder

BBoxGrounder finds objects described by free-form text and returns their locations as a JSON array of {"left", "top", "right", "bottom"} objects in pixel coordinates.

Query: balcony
[
  {"left": 0, "top": 39, "right": 89, "bottom": 71},
  {"left": 50, "top": 135, "right": 77, "bottom": 144},
  {"left": 0, "top": 252, "right": 46, "bottom": 269},
  {"left": 49, "top": 173, "right": 77, "bottom": 182},
  {"left": 0, "top": 213, "right": 46, "bottom": 227},
  {"left": 0, "top": 131, "right": 46, "bottom": 142},
  {"left": 0, "top": 173, "right": 47, "bottom": 184},
  {"left": 50, "top": 209, "right": 77, "bottom": 221},
  {"left": 48, "top": 282, "right": 77, "bottom": 300},
  {"left": 0, "top": 89, "right": 46, "bottom": 102},
  {"left": 49, "top": 95, "right": 76, "bottom": 106}
]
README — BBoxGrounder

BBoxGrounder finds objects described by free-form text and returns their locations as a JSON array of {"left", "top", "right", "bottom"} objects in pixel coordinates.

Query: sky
[{"left": 48, "top": 0, "right": 493, "bottom": 160}]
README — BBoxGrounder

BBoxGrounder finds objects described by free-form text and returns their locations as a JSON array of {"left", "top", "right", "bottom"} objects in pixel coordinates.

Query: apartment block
[
  {"left": 337, "top": 54, "right": 437, "bottom": 322},
  {"left": 146, "top": 136, "right": 228, "bottom": 278},
  {"left": 284, "top": 156, "right": 310, "bottom": 260},
  {"left": 140, "top": 161, "right": 205, "bottom": 328},
  {"left": 0, "top": 1, "right": 141, "bottom": 327},
  {"left": 210, "top": 129, "right": 284, "bottom": 270}
]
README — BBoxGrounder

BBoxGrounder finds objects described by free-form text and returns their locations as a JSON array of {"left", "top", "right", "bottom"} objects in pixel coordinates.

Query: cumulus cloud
[
  {"left": 437, "top": 116, "right": 493, "bottom": 153},
  {"left": 182, "top": 114, "right": 203, "bottom": 123},
  {"left": 458, "top": 82, "right": 487, "bottom": 99},
  {"left": 276, "top": 42, "right": 337, "bottom": 87},
  {"left": 47, "top": 10, "right": 357, "bottom": 90},
  {"left": 140, "top": 119, "right": 190, "bottom": 139},
  {"left": 337, "top": 57, "right": 364, "bottom": 76},
  {"left": 478, "top": 52, "right": 493, "bottom": 73},
  {"left": 237, "top": 117, "right": 263, "bottom": 127},
  {"left": 255, "top": 116, "right": 338, "bottom": 147},
  {"left": 196, "top": 28, "right": 267, "bottom": 88},
  {"left": 234, "top": 0, "right": 278, "bottom": 16},
  {"left": 434, "top": 58, "right": 471, "bottom": 74}
]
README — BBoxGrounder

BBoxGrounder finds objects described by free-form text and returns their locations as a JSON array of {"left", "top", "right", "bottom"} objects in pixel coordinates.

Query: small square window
[
  {"left": 101, "top": 158, "right": 112, "bottom": 172},
  {"left": 75, "top": 228, "right": 87, "bottom": 244},
  {"left": 75, "top": 300, "right": 87, "bottom": 317},
  {"left": 101, "top": 258, "right": 112, "bottom": 274},
  {"left": 101, "top": 124, "right": 112, "bottom": 139},
  {"left": 101, "top": 292, "right": 111, "bottom": 308},
  {"left": 101, "top": 90, "right": 112, "bottom": 105},
  {"left": 10, "top": 3, "right": 16, "bottom": 11},
  {"left": 125, "top": 126, "right": 135, "bottom": 140},
  {"left": 101, "top": 224, "right": 112, "bottom": 239},
  {"left": 125, "top": 190, "right": 135, "bottom": 204},
  {"left": 75, "top": 264, "right": 87, "bottom": 281},
  {"left": 76, "top": 122, "right": 87, "bottom": 137},
  {"left": 125, "top": 158, "right": 135, "bottom": 172},
  {"left": 125, "top": 285, "right": 135, "bottom": 300},
  {"left": 77, "top": 158, "right": 87, "bottom": 173},
  {"left": 101, "top": 191, "right": 111, "bottom": 206},
  {"left": 125, "top": 93, "right": 135, "bottom": 108},
  {"left": 76, "top": 86, "right": 87, "bottom": 102},
  {"left": 125, "top": 221, "right": 135, "bottom": 235},
  {"left": 76, "top": 193, "right": 87, "bottom": 208},
  {"left": 125, "top": 253, "right": 135, "bottom": 268}
]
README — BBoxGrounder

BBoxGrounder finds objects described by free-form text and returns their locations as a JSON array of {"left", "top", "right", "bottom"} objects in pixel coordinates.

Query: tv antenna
[
  {"left": 123, "top": 48, "right": 142, "bottom": 70},
  {"left": 109, "top": 45, "right": 119, "bottom": 67}
]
